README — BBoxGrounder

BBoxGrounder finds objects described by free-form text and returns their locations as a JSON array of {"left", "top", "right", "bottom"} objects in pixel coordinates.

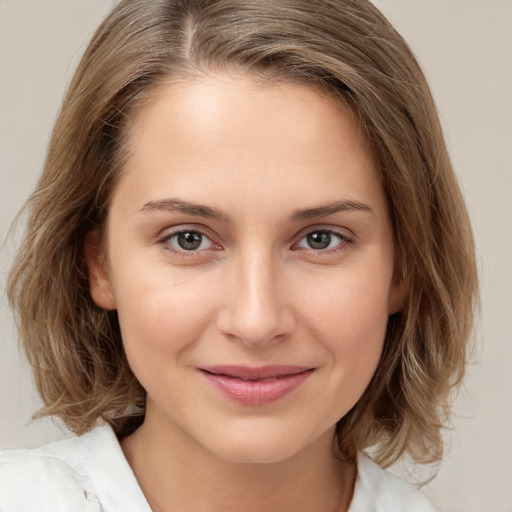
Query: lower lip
[{"left": 200, "top": 370, "right": 313, "bottom": 406}]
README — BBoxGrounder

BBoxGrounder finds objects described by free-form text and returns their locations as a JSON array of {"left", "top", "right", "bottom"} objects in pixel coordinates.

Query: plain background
[{"left": 0, "top": 1, "right": 510, "bottom": 511}]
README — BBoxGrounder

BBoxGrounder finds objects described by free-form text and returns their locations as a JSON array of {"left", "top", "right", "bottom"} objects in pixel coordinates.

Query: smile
[{"left": 199, "top": 365, "right": 314, "bottom": 406}]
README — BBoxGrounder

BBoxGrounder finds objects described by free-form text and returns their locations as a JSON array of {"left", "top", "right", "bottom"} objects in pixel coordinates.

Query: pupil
[
  {"left": 307, "top": 231, "right": 331, "bottom": 249},
  {"left": 178, "top": 232, "right": 202, "bottom": 250}
]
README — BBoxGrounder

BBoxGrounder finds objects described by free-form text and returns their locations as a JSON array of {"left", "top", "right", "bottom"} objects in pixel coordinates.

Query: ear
[
  {"left": 83, "top": 230, "right": 117, "bottom": 310},
  {"left": 387, "top": 262, "right": 406, "bottom": 315}
]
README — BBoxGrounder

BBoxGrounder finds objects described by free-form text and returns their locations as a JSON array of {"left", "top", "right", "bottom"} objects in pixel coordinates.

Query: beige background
[{"left": 0, "top": 1, "right": 511, "bottom": 511}]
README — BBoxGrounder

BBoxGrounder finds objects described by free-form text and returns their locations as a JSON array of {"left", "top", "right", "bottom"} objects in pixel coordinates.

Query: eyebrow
[
  {"left": 288, "top": 200, "right": 373, "bottom": 221},
  {"left": 140, "top": 198, "right": 372, "bottom": 223},
  {"left": 140, "top": 198, "right": 231, "bottom": 222}
]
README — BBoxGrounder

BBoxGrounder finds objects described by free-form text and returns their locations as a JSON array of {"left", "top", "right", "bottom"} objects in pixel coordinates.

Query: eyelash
[
  {"left": 292, "top": 228, "right": 353, "bottom": 255},
  {"left": 157, "top": 227, "right": 353, "bottom": 258},
  {"left": 158, "top": 228, "right": 220, "bottom": 258}
]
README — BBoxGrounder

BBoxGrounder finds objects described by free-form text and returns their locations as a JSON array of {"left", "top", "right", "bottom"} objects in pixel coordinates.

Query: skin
[{"left": 85, "top": 73, "right": 402, "bottom": 512}]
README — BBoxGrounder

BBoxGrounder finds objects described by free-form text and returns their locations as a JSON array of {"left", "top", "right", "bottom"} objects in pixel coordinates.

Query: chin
[
  {"left": 202, "top": 424, "right": 326, "bottom": 466},
  {"left": 213, "top": 441, "right": 302, "bottom": 465}
]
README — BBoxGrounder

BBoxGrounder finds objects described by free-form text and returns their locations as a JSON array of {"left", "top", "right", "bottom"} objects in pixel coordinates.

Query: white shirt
[{"left": 0, "top": 424, "right": 436, "bottom": 511}]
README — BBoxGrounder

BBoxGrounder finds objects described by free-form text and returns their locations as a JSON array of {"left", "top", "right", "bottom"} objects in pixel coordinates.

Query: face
[{"left": 86, "top": 73, "right": 401, "bottom": 464}]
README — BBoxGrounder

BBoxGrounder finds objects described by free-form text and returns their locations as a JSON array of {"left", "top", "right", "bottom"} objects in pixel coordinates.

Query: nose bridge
[{"left": 218, "top": 244, "right": 293, "bottom": 346}]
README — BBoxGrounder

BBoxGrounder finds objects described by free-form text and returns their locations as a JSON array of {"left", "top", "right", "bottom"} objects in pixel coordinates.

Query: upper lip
[{"left": 199, "top": 365, "right": 314, "bottom": 380}]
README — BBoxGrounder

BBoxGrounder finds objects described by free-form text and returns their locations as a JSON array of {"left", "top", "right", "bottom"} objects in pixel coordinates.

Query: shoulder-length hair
[{"left": 8, "top": 0, "right": 478, "bottom": 468}]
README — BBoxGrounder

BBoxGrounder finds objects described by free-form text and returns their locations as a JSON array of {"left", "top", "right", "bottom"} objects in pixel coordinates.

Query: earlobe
[{"left": 83, "top": 230, "right": 117, "bottom": 310}]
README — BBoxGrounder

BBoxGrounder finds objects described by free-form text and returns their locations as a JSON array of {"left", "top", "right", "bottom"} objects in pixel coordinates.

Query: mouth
[{"left": 198, "top": 365, "right": 314, "bottom": 405}]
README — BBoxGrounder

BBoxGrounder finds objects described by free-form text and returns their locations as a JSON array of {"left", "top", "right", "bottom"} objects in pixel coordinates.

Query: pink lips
[{"left": 199, "top": 365, "right": 314, "bottom": 406}]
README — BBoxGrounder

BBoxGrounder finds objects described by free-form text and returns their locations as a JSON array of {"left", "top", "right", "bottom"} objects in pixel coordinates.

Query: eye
[
  {"left": 162, "top": 230, "right": 215, "bottom": 252},
  {"left": 295, "top": 230, "right": 349, "bottom": 251}
]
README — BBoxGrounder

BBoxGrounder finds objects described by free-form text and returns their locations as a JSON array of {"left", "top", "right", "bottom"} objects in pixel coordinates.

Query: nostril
[{"left": 216, "top": 305, "right": 295, "bottom": 348}]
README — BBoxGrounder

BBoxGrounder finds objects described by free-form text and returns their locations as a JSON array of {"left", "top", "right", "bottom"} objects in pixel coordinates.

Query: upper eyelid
[
  {"left": 157, "top": 228, "right": 216, "bottom": 251},
  {"left": 158, "top": 225, "right": 215, "bottom": 241},
  {"left": 295, "top": 230, "right": 350, "bottom": 246},
  {"left": 294, "top": 225, "right": 354, "bottom": 241},
  {"left": 157, "top": 224, "right": 354, "bottom": 248},
  {"left": 158, "top": 229, "right": 219, "bottom": 257}
]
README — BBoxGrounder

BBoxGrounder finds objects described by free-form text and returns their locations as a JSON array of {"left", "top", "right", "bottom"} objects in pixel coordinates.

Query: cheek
[
  {"left": 300, "top": 262, "right": 391, "bottom": 339},
  {"left": 297, "top": 264, "right": 391, "bottom": 393},
  {"left": 111, "top": 261, "right": 218, "bottom": 375}
]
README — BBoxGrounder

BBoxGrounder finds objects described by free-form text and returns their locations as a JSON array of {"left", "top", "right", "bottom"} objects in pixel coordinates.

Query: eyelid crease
[
  {"left": 158, "top": 227, "right": 216, "bottom": 245},
  {"left": 293, "top": 224, "right": 354, "bottom": 242}
]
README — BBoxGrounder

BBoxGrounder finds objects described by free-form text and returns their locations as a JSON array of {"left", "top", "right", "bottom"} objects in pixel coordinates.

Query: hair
[{"left": 8, "top": 0, "right": 478, "bottom": 468}]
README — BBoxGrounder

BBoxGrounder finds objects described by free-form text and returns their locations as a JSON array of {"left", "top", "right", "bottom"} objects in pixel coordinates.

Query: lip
[{"left": 199, "top": 365, "right": 314, "bottom": 406}]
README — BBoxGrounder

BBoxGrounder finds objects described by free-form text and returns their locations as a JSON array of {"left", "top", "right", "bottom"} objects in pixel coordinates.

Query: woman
[{"left": 1, "top": 0, "right": 477, "bottom": 510}]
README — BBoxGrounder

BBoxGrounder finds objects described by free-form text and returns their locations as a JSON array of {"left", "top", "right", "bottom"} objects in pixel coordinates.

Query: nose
[{"left": 216, "top": 250, "right": 296, "bottom": 348}]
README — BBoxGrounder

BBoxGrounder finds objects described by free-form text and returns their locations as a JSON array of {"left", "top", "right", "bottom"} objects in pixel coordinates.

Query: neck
[{"left": 120, "top": 409, "right": 355, "bottom": 512}]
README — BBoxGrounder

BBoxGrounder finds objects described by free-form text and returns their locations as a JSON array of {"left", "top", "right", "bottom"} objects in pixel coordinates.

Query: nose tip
[
  {"left": 221, "top": 303, "right": 293, "bottom": 348},
  {"left": 216, "top": 258, "right": 295, "bottom": 348}
]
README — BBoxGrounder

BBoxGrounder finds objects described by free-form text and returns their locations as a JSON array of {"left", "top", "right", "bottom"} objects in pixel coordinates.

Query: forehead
[
  {"left": 128, "top": 72, "right": 360, "bottom": 144},
  {"left": 113, "top": 72, "right": 383, "bottom": 216}
]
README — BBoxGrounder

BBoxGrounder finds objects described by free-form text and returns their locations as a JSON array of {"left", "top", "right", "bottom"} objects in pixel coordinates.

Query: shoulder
[
  {"left": 0, "top": 426, "right": 117, "bottom": 512},
  {"left": 349, "top": 453, "right": 439, "bottom": 512},
  {"left": 0, "top": 428, "right": 108, "bottom": 512},
  {"left": 0, "top": 451, "right": 101, "bottom": 511},
  {"left": 0, "top": 423, "right": 151, "bottom": 512}
]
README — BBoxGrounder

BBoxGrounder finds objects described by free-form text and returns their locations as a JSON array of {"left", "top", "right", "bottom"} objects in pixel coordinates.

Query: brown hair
[{"left": 8, "top": 0, "right": 478, "bottom": 468}]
